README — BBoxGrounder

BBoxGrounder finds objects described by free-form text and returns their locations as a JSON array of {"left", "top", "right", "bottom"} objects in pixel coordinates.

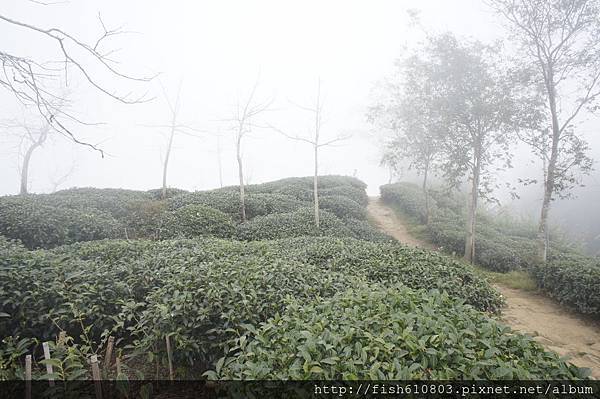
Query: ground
[{"left": 367, "top": 196, "right": 600, "bottom": 379}]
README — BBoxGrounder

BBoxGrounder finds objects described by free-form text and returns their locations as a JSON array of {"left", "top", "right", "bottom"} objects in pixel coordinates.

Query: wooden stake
[
  {"left": 165, "top": 335, "right": 174, "bottom": 381},
  {"left": 115, "top": 356, "right": 122, "bottom": 376},
  {"left": 104, "top": 336, "right": 115, "bottom": 371},
  {"left": 25, "top": 354, "right": 32, "bottom": 399},
  {"left": 57, "top": 331, "right": 66, "bottom": 346},
  {"left": 90, "top": 355, "right": 102, "bottom": 399},
  {"left": 42, "top": 342, "right": 54, "bottom": 387}
]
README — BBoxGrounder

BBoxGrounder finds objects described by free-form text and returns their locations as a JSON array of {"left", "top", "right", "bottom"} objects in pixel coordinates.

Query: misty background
[{"left": 1, "top": 0, "right": 599, "bottom": 253}]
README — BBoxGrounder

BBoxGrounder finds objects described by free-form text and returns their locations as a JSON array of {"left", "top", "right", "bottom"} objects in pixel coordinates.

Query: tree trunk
[
  {"left": 313, "top": 144, "right": 319, "bottom": 228},
  {"left": 20, "top": 143, "right": 39, "bottom": 195},
  {"left": 422, "top": 159, "right": 430, "bottom": 225},
  {"left": 236, "top": 133, "right": 247, "bottom": 222},
  {"left": 464, "top": 145, "right": 481, "bottom": 264},
  {"left": 162, "top": 127, "right": 175, "bottom": 200},
  {"left": 19, "top": 127, "right": 48, "bottom": 195},
  {"left": 537, "top": 74, "right": 560, "bottom": 263},
  {"left": 217, "top": 135, "right": 223, "bottom": 188}
]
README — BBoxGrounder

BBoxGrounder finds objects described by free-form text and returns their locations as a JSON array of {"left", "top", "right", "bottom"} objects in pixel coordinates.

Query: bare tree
[
  {"left": 2, "top": 115, "right": 54, "bottom": 194},
  {"left": 141, "top": 80, "right": 202, "bottom": 199},
  {"left": 226, "top": 78, "right": 272, "bottom": 222},
  {"left": 489, "top": 0, "right": 600, "bottom": 262},
  {"left": 19, "top": 122, "right": 51, "bottom": 195},
  {"left": 0, "top": 7, "right": 154, "bottom": 155},
  {"left": 49, "top": 161, "right": 77, "bottom": 193},
  {"left": 269, "top": 79, "right": 350, "bottom": 227}
]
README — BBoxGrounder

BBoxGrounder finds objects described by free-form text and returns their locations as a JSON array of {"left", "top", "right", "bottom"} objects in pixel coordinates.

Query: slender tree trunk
[
  {"left": 217, "top": 135, "right": 223, "bottom": 188},
  {"left": 162, "top": 126, "right": 175, "bottom": 200},
  {"left": 464, "top": 145, "right": 481, "bottom": 264},
  {"left": 236, "top": 132, "right": 247, "bottom": 222},
  {"left": 313, "top": 144, "right": 319, "bottom": 228},
  {"left": 422, "top": 159, "right": 430, "bottom": 225},
  {"left": 19, "top": 127, "right": 48, "bottom": 195},
  {"left": 537, "top": 74, "right": 560, "bottom": 263},
  {"left": 20, "top": 143, "right": 39, "bottom": 195}
]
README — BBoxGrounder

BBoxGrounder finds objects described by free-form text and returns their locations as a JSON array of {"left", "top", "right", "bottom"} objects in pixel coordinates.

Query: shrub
[
  {"left": 210, "top": 284, "right": 585, "bottom": 380},
  {"left": 318, "top": 196, "right": 366, "bottom": 220},
  {"left": 146, "top": 187, "right": 189, "bottom": 200},
  {"left": 532, "top": 252, "right": 600, "bottom": 316},
  {"left": 162, "top": 204, "right": 235, "bottom": 239},
  {"left": 320, "top": 185, "right": 368, "bottom": 206},
  {"left": 0, "top": 197, "right": 122, "bottom": 249},
  {"left": 41, "top": 187, "right": 151, "bottom": 221},
  {"left": 123, "top": 199, "right": 168, "bottom": 239},
  {"left": 381, "top": 182, "right": 431, "bottom": 223},
  {"left": 236, "top": 208, "right": 354, "bottom": 241},
  {"left": 272, "top": 237, "right": 503, "bottom": 313},
  {"left": 168, "top": 191, "right": 306, "bottom": 222}
]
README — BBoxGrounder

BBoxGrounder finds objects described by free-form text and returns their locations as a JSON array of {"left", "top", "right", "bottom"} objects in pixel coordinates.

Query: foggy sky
[{"left": 1, "top": 0, "right": 598, "bottom": 207}]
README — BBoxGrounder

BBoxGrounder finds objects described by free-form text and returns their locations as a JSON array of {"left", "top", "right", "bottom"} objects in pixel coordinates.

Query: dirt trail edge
[{"left": 367, "top": 196, "right": 600, "bottom": 379}]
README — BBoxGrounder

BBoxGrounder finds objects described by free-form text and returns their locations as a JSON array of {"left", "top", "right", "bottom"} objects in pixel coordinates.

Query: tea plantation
[
  {"left": 0, "top": 176, "right": 589, "bottom": 380},
  {"left": 380, "top": 182, "right": 600, "bottom": 317}
]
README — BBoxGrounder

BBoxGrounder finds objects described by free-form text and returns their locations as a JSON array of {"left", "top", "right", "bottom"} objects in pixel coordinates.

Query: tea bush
[
  {"left": 318, "top": 196, "right": 366, "bottom": 221},
  {"left": 236, "top": 208, "right": 354, "bottom": 241},
  {"left": 168, "top": 191, "right": 306, "bottom": 222},
  {"left": 162, "top": 204, "right": 236, "bottom": 239},
  {"left": 211, "top": 284, "right": 585, "bottom": 380},
  {"left": 532, "top": 252, "right": 600, "bottom": 316},
  {"left": 0, "top": 197, "right": 122, "bottom": 249},
  {"left": 272, "top": 237, "right": 503, "bottom": 313},
  {"left": 381, "top": 182, "right": 600, "bottom": 317}
]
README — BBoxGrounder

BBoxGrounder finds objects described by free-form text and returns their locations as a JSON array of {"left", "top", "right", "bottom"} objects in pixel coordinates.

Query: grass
[{"left": 474, "top": 268, "right": 538, "bottom": 292}]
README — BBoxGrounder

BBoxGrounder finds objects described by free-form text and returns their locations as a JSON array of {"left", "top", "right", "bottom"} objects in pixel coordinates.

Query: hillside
[{"left": 0, "top": 176, "right": 590, "bottom": 386}]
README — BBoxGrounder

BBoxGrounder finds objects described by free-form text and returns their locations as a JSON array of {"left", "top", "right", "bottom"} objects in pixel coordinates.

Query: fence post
[
  {"left": 90, "top": 355, "right": 103, "bottom": 399},
  {"left": 104, "top": 336, "right": 115, "bottom": 371},
  {"left": 25, "top": 354, "right": 32, "bottom": 399},
  {"left": 165, "top": 335, "right": 174, "bottom": 381},
  {"left": 42, "top": 342, "right": 54, "bottom": 387}
]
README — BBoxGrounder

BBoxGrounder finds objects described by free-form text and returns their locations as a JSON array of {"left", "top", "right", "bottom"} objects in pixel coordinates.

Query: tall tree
[
  {"left": 408, "top": 34, "right": 520, "bottom": 263},
  {"left": 270, "top": 79, "right": 350, "bottom": 227},
  {"left": 368, "top": 53, "right": 443, "bottom": 224},
  {"left": 489, "top": 0, "right": 600, "bottom": 262}
]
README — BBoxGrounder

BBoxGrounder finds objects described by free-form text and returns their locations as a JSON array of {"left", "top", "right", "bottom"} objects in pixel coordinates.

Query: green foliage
[
  {"left": 381, "top": 182, "right": 600, "bottom": 317},
  {"left": 318, "top": 196, "right": 367, "bottom": 221},
  {"left": 162, "top": 204, "right": 236, "bottom": 239},
  {"left": 0, "top": 197, "right": 122, "bottom": 249},
  {"left": 169, "top": 191, "right": 306, "bottom": 222},
  {"left": 146, "top": 187, "right": 189, "bottom": 200},
  {"left": 39, "top": 188, "right": 151, "bottom": 221},
  {"left": 210, "top": 284, "right": 586, "bottom": 380},
  {"left": 532, "top": 252, "right": 600, "bottom": 316},
  {"left": 236, "top": 208, "right": 354, "bottom": 241},
  {"left": 381, "top": 182, "right": 538, "bottom": 272},
  {"left": 0, "top": 336, "right": 34, "bottom": 380},
  {"left": 381, "top": 182, "right": 431, "bottom": 224},
  {"left": 272, "top": 237, "right": 503, "bottom": 313}
]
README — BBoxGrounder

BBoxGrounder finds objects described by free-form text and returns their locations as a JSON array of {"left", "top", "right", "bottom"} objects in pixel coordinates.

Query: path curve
[{"left": 367, "top": 196, "right": 600, "bottom": 379}]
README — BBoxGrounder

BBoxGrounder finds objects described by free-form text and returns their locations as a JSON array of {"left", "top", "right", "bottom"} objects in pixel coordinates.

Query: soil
[{"left": 367, "top": 196, "right": 600, "bottom": 379}]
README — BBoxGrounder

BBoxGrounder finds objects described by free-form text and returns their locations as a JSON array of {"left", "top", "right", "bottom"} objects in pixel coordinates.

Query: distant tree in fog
[
  {"left": 383, "top": 33, "right": 522, "bottom": 264},
  {"left": 368, "top": 52, "right": 444, "bottom": 225},
  {"left": 141, "top": 80, "right": 202, "bottom": 200},
  {"left": 226, "top": 78, "right": 272, "bottom": 222},
  {"left": 269, "top": 79, "right": 350, "bottom": 228},
  {"left": 0, "top": 4, "right": 153, "bottom": 155},
  {"left": 490, "top": 0, "right": 599, "bottom": 262}
]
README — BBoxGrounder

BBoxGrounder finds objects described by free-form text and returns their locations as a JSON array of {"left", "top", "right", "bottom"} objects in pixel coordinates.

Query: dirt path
[
  {"left": 367, "top": 197, "right": 432, "bottom": 249},
  {"left": 367, "top": 196, "right": 600, "bottom": 379}
]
